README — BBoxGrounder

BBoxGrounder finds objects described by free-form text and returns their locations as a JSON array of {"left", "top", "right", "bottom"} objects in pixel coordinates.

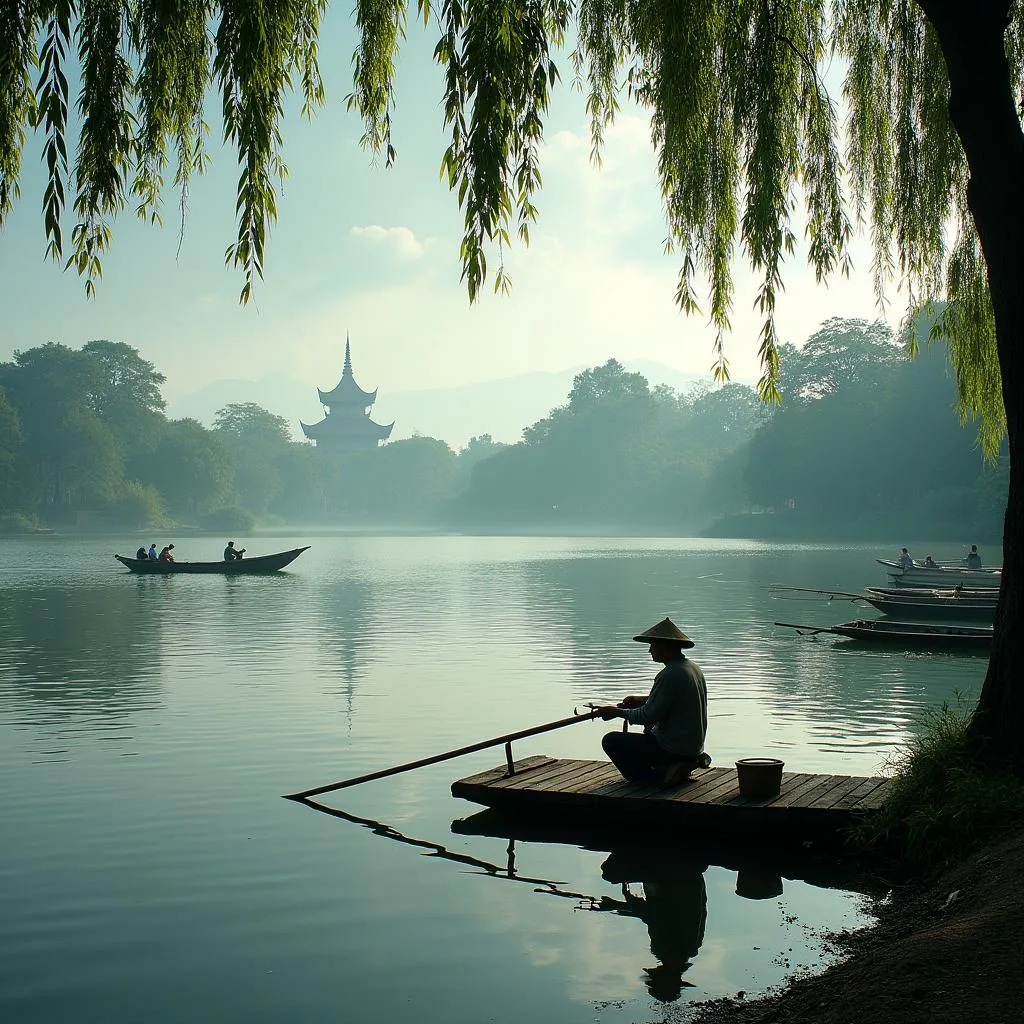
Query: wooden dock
[{"left": 452, "top": 756, "right": 892, "bottom": 838}]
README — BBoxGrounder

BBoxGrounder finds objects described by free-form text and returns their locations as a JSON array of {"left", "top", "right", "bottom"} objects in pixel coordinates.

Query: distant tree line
[{"left": 0, "top": 319, "right": 1005, "bottom": 540}]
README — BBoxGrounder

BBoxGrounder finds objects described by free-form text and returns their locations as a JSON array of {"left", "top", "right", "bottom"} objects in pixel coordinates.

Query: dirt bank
[{"left": 687, "top": 826, "right": 1024, "bottom": 1024}]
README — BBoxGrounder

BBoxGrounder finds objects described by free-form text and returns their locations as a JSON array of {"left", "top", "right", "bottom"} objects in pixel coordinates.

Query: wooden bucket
[{"left": 735, "top": 757, "right": 785, "bottom": 798}]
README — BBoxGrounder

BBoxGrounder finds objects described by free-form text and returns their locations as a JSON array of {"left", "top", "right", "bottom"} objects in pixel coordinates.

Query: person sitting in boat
[
  {"left": 898, "top": 547, "right": 915, "bottom": 569},
  {"left": 595, "top": 617, "right": 710, "bottom": 788},
  {"left": 148, "top": 543, "right": 158, "bottom": 560},
  {"left": 159, "top": 544, "right": 175, "bottom": 563},
  {"left": 966, "top": 544, "right": 983, "bottom": 569},
  {"left": 924, "top": 554, "right": 937, "bottom": 568},
  {"left": 223, "top": 541, "right": 246, "bottom": 561},
  {"left": 136, "top": 544, "right": 148, "bottom": 560}
]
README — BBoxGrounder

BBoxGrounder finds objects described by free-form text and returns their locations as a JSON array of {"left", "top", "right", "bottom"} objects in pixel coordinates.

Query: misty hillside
[{"left": 167, "top": 360, "right": 713, "bottom": 448}]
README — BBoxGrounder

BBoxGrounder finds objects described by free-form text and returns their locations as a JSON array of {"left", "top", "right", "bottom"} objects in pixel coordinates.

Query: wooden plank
[
  {"left": 659, "top": 767, "right": 733, "bottom": 802},
  {"left": 470, "top": 758, "right": 620, "bottom": 799},
  {"left": 524, "top": 760, "right": 613, "bottom": 793},
  {"left": 828, "top": 775, "right": 889, "bottom": 811},
  {"left": 455, "top": 755, "right": 554, "bottom": 788},
  {"left": 766, "top": 773, "right": 841, "bottom": 808},
  {"left": 852, "top": 777, "right": 893, "bottom": 810},
  {"left": 581, "top": 773, "right": 659, "bottom": 799},
  {"left": 586, "top": 774, "right": 667, "bottom": 801},
  {"left": 528, "top": 761, "right": 622, "bottom": 790},
  {"left": 488, "top": 758, "right": 587, "bottom": 791},
  {"left": 489, "top": 758, "right": 582, "bottom": 791},
  {"left": 512, "top": 761, "right": 598, "bottom": 790},
  {"left": 814, "top": 775, "right": 877, "bottom": 810},
  {"left": 554, "top": 762, "right": 623, "bottom": 795},
  {"left": 785, "top": 775, "right": 851, "bottom": 810},
  {"left": 582, "top": 775, "right": 656, "bottom": 800},
  {"left": 682, "top": 771, "right": 748, "bottom": 804},
  {"left": 579, "top": 765, "right": 728, "bottom": 801}
]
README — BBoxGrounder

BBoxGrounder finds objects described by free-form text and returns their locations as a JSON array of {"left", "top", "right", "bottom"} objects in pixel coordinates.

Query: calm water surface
[{"left": 0, "top": 536, "right": 991, "bottom": 1023}]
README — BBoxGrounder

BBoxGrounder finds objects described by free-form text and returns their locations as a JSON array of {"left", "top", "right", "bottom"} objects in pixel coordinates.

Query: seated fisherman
[
  {"left": 898, "top": 547, "right": 914, "bottom": 569},
  {"left": 966, "top": 544, "right": 983, "bottom": 569},
  {"left": 136, "top": 544, "right": 148, "bottom": 560},
  {"left": 223, "top": 541, "right": 245, "bottom": 561},
  {"left": 596, "top": 617, "right": 709, "bottom": 788}
]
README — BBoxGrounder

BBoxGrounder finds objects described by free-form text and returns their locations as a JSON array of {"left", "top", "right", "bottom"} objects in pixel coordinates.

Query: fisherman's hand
[
  {"left": 618, "top": 695, "right": 645, "bottom": 709},
  {"left": 596, "top": 705, "right": 622, "bottom": 721}
]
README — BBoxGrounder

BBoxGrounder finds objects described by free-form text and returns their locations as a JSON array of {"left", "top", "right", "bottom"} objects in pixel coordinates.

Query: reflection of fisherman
[
  {"left": 596, "top": 617, "right": 710, "bottom": 787},
  {"left": 600, "top": 853, "right": 708, "bottom": 1003}
]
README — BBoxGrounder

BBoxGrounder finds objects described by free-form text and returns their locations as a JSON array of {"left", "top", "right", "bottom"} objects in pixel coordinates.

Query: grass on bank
[{"left": 856, "top": 692, "right": 1024, "bottom": 866}]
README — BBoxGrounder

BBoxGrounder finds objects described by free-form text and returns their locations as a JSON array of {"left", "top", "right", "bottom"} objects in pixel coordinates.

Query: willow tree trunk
[{"left": 922, "top": 0, "right": 1024, "bottom": 775}]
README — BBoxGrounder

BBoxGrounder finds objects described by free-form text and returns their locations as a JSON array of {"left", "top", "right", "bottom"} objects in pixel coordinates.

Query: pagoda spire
[{"left": 300, "top": 334, "right": 395, "bottom": 454}]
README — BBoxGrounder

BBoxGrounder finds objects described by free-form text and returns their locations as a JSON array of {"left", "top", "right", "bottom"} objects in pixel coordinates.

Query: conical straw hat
[{"left": 632, "top": 616, "right": 694, "bottom": 648}]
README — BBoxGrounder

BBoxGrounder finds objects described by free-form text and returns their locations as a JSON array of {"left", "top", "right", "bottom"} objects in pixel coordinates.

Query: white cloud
[{"left": 350, "top": 224, "right": 427, "bottom": 259}]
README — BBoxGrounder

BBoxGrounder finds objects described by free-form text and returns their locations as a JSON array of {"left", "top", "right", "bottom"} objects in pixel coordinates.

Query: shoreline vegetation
[{"left": 0, "top": 321, "right": 1009, "bottom": 543}]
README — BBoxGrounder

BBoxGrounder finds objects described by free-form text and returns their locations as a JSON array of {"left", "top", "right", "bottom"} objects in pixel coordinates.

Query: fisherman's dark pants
[{"left": 602, "top": 730, "right": 694, "bottom": 783}]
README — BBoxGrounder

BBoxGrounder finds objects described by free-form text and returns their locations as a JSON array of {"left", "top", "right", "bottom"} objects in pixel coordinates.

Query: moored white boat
[{"left": 876, "top": 558, "right": 1001, "bottom": 589}]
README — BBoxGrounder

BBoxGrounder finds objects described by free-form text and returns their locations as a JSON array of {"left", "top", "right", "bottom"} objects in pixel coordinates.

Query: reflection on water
[
  {"left": 308, "top": 796, "right": 880, "bottom": 1011},
  {"left": 0, "top": 536, "right": 988, "bottom": 1023},
  {"left": 598, "top": 855, "right": 707, "bottom": 1002}
]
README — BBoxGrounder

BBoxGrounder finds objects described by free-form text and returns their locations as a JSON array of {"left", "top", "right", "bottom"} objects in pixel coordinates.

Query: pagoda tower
[{"left": 300, "top": 337, "right": 395, "bottom": 454}]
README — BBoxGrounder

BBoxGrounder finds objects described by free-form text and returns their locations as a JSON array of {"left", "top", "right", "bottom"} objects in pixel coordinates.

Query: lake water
[{"left": 0, "top": 536, "right": 991, "bottom": 1023}]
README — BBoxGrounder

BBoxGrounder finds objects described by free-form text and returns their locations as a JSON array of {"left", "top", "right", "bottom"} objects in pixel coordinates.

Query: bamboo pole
[
  {"left": 773, "top": 621, "right": 833, "bottom": 635},
  {"left": 769, "top": 586, "right": 865, "bottom": 600},
  {"left": 284, "top": 708, "right": 603, "bottom": 802}
]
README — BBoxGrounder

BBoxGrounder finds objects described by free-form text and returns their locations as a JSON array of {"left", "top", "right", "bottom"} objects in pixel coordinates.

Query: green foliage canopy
[
  {"left": 776, "top": 318, "right": 905, "bottom": 401},
  {"left": 214, "top": 402, "right": 293, "bottom": 447}
]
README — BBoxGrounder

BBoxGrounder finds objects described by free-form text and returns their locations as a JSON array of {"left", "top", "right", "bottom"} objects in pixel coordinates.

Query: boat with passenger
[
  {"left": 114, "top": 546, "right": 310, "bottom": 574},
  {"left": 876, "top": 558, "right": 1001, "bottom": 589}
]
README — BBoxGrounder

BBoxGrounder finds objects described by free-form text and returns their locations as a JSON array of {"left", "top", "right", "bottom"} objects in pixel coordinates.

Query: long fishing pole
[
  {"left": 774, "top": 621, "right": 833, "bottom": 636},
  {"left": 284, "top": 707, "right": 603, "bottom": 802},
  {"left": 768, "top": 586, "right": 866, "bottom": 601}
]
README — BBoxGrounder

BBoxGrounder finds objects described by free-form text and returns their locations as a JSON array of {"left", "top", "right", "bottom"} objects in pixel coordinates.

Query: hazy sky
[{"left": 0, "top": 12, "right": 896, "bottom": 408}]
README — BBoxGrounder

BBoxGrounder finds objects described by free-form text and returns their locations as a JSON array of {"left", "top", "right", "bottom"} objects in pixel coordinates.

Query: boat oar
[
  {"left": 773, "top": 621, "right": 834, "bottom": 636},
  {"left": 284, "top": 707, "right": 603, "bottom": 803}
]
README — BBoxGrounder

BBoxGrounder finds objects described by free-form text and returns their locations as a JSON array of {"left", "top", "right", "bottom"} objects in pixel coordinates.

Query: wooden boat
[
  {"left": 877, "top": 558, "right": 1001, "bottom": 588},
  {"left": 860, "top": 586, "right": 998, "bottom": 622},
  {"left": 114, "top": 546, "right": 310, "bottom": 574},
  {"left": 775, "top": 617, "right": 993, "bottom": 648}
]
